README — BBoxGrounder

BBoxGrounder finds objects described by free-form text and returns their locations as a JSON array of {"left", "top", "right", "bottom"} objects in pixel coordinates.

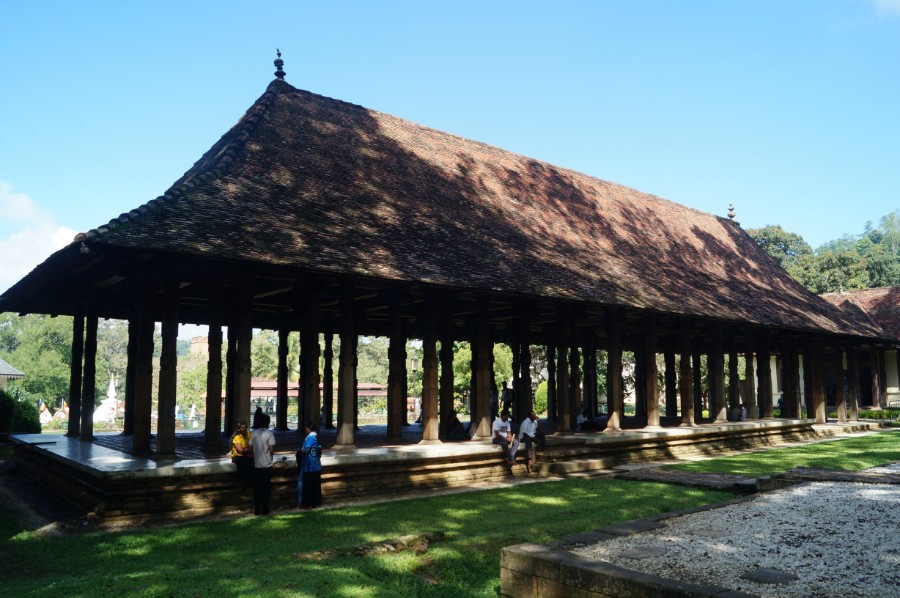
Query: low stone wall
[{"left": 500, "top": 542, "right": 750, "bottom": 597}]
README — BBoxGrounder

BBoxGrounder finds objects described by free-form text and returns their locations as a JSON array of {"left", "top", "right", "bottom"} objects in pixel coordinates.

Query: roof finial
[
  {"left": 727, "top": 203, "right": 736, "bottom": 220},
  {"left": 274, "top": 48, "right": 286, "bottom": 80}
]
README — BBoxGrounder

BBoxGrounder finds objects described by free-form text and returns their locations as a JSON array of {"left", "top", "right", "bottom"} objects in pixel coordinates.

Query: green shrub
[
  {"left": 0, "top": 389, "right": 14, "bottom": 432},
  {"left": 0, "top": 388, "right": 42, "bottom": 433},
  {"left": 534, "top": 380, "right": 548, "bottom": 416}
]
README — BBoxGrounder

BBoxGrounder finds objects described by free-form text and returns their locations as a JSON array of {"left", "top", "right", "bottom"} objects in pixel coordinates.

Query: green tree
[
  {"left": 879, "top": 210, "right": 900, "bottom": 257},
  {"left": 357, "top": 336, "right": 389, "bottom": 385},
  {"left": 250, "top": 329, "right": 279, "bottom": 379},
  {"left": 0, "top": 313, "right": 72, "bottom": 411},
  {"left": 746, "top": 225, "right": 813, "bottom": 267}
]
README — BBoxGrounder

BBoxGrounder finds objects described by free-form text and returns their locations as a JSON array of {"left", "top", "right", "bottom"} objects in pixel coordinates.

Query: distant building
[
  {"left": 0, "top": 357, "right": 24, "bottom": 390},
  {"left": 190, "top": 336, "right": 209, "bottom": 356}
]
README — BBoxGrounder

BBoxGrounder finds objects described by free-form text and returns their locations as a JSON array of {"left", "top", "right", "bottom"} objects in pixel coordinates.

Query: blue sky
[{"left": 2, "top": 0, "right": 899, "bottom": 296}]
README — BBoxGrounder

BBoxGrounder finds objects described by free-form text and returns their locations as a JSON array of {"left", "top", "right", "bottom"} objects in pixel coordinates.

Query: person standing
[
  {"left": 299, "top": 422, "right": 323, "bottom": 509},
  {"left": 249, "top": 413, "right": 275, "bottom": 515},
  {"left": 230, "top": 421, "right": 253, "bottom": 488}
]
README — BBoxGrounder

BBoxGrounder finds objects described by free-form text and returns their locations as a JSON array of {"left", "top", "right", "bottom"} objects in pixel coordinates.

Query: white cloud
[
  {"left": 872, "top": 0, "right": 900, "bottom": 17},
  {"left": 0, "top": 182, "right": 76, "bottom": 294}
]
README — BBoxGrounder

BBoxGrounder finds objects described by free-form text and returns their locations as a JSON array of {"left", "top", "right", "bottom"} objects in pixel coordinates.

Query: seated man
[
  {"left": 576, "top": 409, "right": 602, "bottom": 431},
  {"left": 492, "top": 409, "right": 518, "bottom": 467},
  {"left": 518, "top": 410, "right": 545, "bottom": 472}
]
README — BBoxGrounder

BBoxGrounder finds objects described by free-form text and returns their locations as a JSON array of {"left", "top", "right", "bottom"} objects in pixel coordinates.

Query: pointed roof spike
[
  {"left": 727, "top": 203, "right": 736, "bottom": 220},
  {"left": 274, "top": 48, "right": 286, "bottom": 80}
]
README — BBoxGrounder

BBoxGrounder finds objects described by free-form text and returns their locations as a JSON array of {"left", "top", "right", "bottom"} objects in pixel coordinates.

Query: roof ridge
[{"left": 83, "top": 79, "right": 290, "bottom": 240}]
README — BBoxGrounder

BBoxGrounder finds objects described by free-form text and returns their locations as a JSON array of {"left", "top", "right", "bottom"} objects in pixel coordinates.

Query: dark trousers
[
  {"left": 252, "top": 467, "right": 273, "bottom": 514},
  {"left": 300, "top": 471, "right": 322, "bottom": 508},
  {"left": 232, "top": 456, "right": 253, "bottom": 487}
]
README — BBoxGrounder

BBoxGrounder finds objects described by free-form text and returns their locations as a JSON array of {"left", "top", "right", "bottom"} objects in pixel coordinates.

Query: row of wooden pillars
[{"left": 61, "top": 296, "right": 888, "bottom": 456}]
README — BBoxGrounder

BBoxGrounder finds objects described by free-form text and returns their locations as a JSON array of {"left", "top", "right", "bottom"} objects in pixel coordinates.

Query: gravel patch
[{"left": 573, "top": 463, "right": 900, "bottom": 597}]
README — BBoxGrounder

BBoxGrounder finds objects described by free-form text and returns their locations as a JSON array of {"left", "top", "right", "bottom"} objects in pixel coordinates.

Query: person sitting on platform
[
  {"left": 492, "top": 409, "right": 518, "bottom": 467},
  {"left": 518, "top": 410, "right": 545, "bottom": 472},
  {"left": 230, "top": 421, "right": 253, "bottom": 488},
  {"left": 447, "top": 413, "right": 468, "bottom": 441},
  {"left": 576, "top": 409, "right": 603, "bottom": 431}
]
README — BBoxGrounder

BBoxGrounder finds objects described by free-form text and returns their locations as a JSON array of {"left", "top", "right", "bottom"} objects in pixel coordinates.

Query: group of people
[
  {"left": 229, "top": 408, "right": 323, "bottom": 515},
  {"left": 491, "top": 409, "right": 545, "bottom": 472}
]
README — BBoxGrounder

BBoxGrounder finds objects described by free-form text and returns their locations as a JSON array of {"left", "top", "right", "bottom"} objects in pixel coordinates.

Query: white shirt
[
  {"left": 250, "top": 428, "right": 275, "bottom": 468},
  {"left": 519, "top": 417, "right": 539, "bottom": 440},
  {"left": 492, "top": 417, "right": 511, "bottom": 439}
]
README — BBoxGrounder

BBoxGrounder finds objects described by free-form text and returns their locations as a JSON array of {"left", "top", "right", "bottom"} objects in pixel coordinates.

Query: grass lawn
[
  {"left": 0, "top": 478, "right": 732, "bottom": 597},
  {"left": 663, "top": 429, "right": 900, "bottom": 476},
  {"left": 2, "top": 431, "right": 897, "bottom": 597}
]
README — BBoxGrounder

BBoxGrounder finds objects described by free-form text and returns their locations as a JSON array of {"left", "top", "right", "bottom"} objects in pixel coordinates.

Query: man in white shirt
[
  {"left": 249, "top": 413, "right": 276, "bottom": 515},
  {"left": 492, "top": 409, "right": 518, "bottom": 467},
  {"left": 518, "top": 410, "right": 545, "bottom": 472}
]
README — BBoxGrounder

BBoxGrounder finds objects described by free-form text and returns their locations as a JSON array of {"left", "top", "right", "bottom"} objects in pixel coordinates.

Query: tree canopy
[{"left": 747, "top": 209, "right": 900, "bottom": 294}]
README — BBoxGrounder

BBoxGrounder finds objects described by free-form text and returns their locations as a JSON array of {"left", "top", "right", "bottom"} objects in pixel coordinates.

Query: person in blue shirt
[{"left": 298, "top": 421, "right": 323, "bottom": 509}]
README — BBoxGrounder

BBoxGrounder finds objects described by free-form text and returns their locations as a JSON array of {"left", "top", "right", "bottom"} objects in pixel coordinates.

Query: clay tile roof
[
  {"left": 820, "top": 288, "right": 900, "bottom": 341},
  {"left": 4, "top": 80, "right": 890, "bottom": 340}
]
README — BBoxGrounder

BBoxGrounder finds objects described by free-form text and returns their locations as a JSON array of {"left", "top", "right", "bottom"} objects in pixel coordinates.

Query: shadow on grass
[{"left": 2, "top": 479, "right": 733, "bottom": 597}]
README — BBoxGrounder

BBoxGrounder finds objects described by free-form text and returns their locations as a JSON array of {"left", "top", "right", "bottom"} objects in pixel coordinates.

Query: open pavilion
[{"left": 2, "top": 54, "right": 897, "bottom": 519}]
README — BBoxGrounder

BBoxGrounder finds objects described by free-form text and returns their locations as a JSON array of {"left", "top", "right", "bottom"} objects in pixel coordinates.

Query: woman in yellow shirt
[{"left": 230, "top": 421, "right": 252, "bottom": 488}]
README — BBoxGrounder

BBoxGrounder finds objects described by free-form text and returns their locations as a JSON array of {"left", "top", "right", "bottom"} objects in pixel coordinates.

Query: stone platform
[{"left": 7, "top": 419, "right": 883, "bottom": 524}]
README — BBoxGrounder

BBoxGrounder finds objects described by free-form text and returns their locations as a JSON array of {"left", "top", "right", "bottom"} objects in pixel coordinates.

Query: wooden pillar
[
  {"left": 351, "top": 340, "right": 362, "bottom": 436},
  {"left": 605, "top": 310, "right": 623, "bottom": 432},
  {"left": 387, "top": 300, "right": 406, "bottom": 442},
  {"left": 872, "top": 349, "right": 885, "bottom": 409},
  {"left": 132, "top": 289, "right": 155, "bottom": 451},
  {"left": 802, "top": 345, "right": 813, "bottom": 418},
  {"left": 679, "top": 320, "right": 694, "bottom": 426},
  {"left": 300, "top": 296, "right": 321, "bottom": 430},
  {"left": 757, "top": 333, "right": 773, "bottom": 418},
  {"left": 420, "top": 309, "right": 440, "bottom": 443},
  {"left": 569, "top": 341, "right": 581, "bottom": 428},
  {"left": 692, "top": 350, "right": 703, "bottom": 421},
  {"left": 633, "top": 344, "right": 646, "bottom": 418},
  {"left": 323, "top": 332, "right": 335, "bottom": 429},
  {"left": 122, "top": 316, "right": 137, "bottom": 436},
  {"left": 643, "top": 315, "right": 660, "bottom": 428},
  {"left": 780, "top": 342, "right": 793, "bottom": 418},
  {"left": 204, "top": 320, "right": 224, "bottom": 446},
  {"left": 710, "top": 325, "right": 726, "bottom": 422},
  {"left": 510, "top": 335, "right": 521, "bottom": 423},
  {"left": 439, "top": 320, "right": 454, "bottom": 439},
  {"left": 233, "top": 300, "right": 252, "bottom": 433},
  {"left": 664, "top": 350, "right": 677, "bottom": 418},
  {"left": 556, "top": 310, "right": 572, "bottom": 433},
  {"left": 847, "top": 346, "right": 861, "bottom": 421},
  {"left": 727, "top": 340, "right": 739, "bottom": 415},
  {"left": 334, "top": 288, "right": 357, "bottom": 449},
  {"left": 471, "top": 302, "right": 492, "bottom": 440},
  {"left": 744, "top": 333, "right": 757, "bottom": 419},
  {"left": 811, "top": 343, "right": 827, "bottom": 424},
  {"left": 156, "top": 283, "right": 178, "bottom": 456},
  {"left": 276, "top": 326, "right": 289, "bottom": 431},
  {"left": 79, "top": 312, "right": 98, "bottom": 441},
  {"left": 223, "top": 331, "right": 237, "bottom": 436},
  {"left": 66, "top": 313, "right": 84, "bottom": 438},
  {"left": 546, "top": 345, "right": 557, "bottom": 421},
  {"left": 517, "top": 320, "right": 532, "bottom": 420},
  {"left": 835, "top": 347, "right": 847, "bottom": 424}
]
